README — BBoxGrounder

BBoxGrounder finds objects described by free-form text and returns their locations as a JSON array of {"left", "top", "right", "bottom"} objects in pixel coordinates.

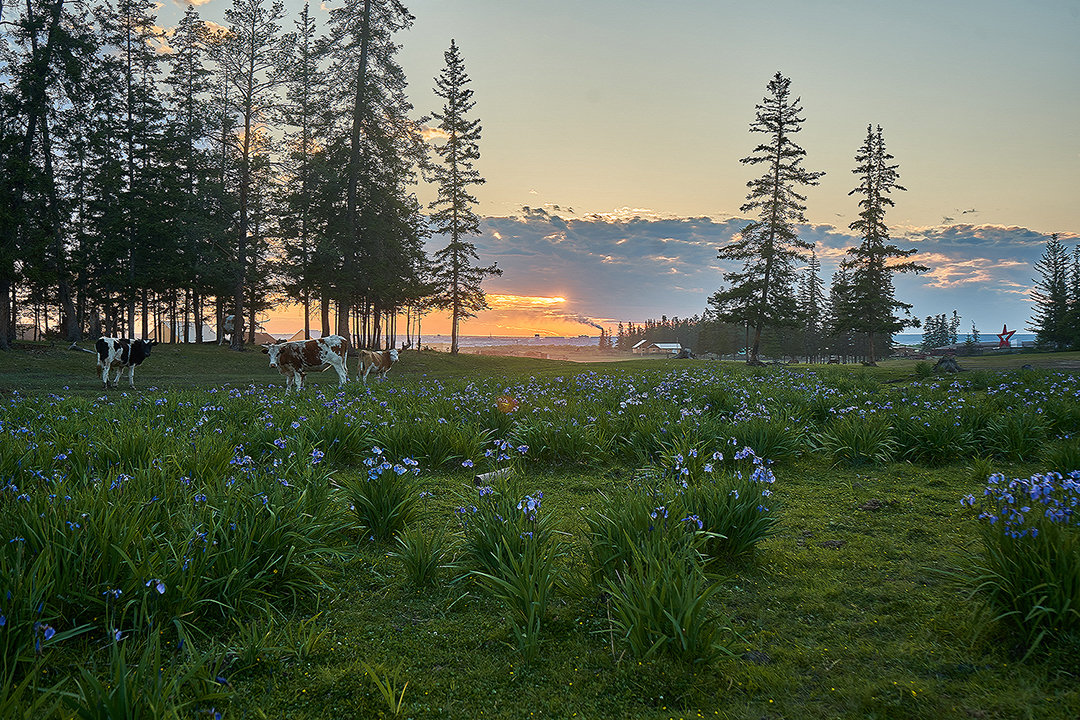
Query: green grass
[{"left": 1, "top": 344, "right": 1078, "bottom": 719}]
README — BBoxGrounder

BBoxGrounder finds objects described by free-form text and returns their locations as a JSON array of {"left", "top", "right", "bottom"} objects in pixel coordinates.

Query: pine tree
[
  {"left": 835, "top": 125, "right": 925, "bottom": 363},
  {"left": 1029, "top": 233, "right": 1070, "bottom": 348},
  {"left": 324, "top": 0, "right": 425, "bottom": 348},
  {"left": 797, "top": 249, "right": 826, "bottom": 361},
  {"left": 162, "top": 4, "right": 218, "bottom": 343},
  {"left": 220, "top": 0, "right": 291, "bottom": 349},
  {"left": 713, "top": 72, "right": 823, "bottom": 364},
  {"left": 276, "top": 2, "right": 328, "bottom": 340},
  {"left": 428, "top": 39, "right": 500, "bottom": 355}
]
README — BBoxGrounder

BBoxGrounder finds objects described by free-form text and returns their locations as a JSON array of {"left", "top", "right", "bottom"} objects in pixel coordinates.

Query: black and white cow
[
  {"left": 262, "top": 335, "right": 349, "bottom": 392},
  {"left": 96, "top": 337, "right": 158, "bottom": 389}
]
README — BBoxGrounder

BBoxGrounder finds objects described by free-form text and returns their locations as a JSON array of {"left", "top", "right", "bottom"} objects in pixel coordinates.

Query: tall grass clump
[
  {"left": 1041, "top": 437, "right": 1080, "bottom": 475},
  {"left": 980, "top": 412, "right": 1048, "bottom": 461},
  {"left": 455, "top": 471, "right": 558, "bottom": 662},
  {"left": 340, "top": 449, "right": 421, "bottom": 542},
  {"left": 680, "top": 459, "right": 779, "bottom": 562},
  {"left": 730, "top": 415, "right": 801, "bottom": 463},
  {"left": 471, "top": 532, "right": 559, "bottom": 663},
  {"left": 893, "top": 412, "right": 975, "bottom": 466},
  {"left": 604, "top": 538, "right": 734, "bottom": 663},
  {"left": 817, "top": 414, "right": 896, "bottom": 466},
  {"left": 961, "top": 471, "right": 1080, "bottom": 655},
  {"left": 391, "top": 524, "right": 449, "bottom": 587},
  {"left": 66, "top": 631, "right": 227, "bottom": 720},
  {"left": 453, "top": 469, "right": 550, "bottom": 578}
]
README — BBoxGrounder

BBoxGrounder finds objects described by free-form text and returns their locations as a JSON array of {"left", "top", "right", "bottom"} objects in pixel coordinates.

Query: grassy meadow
[{"left": 0, "top": 342, "right": 1078, "bottom": 719}]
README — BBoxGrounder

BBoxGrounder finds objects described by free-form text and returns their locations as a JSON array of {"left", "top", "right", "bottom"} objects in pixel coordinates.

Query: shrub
[{"left": 961, "top": 471, "right": 1080, "bottom": 655}]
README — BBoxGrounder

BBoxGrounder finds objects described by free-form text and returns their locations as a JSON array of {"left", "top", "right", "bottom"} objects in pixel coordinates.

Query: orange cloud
[
  {"left": 421, "top": 127, "right": 449, "bottom": 143},
  {"left": 913, "top": 251, "right": 1028, "bottom": 288}
]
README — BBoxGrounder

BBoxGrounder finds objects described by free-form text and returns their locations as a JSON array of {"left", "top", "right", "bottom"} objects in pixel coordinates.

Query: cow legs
[
  {"left": 128, "top": 365, "right": 136, "bottom": 389},
  {"left": 332, "top": 362, "right": 348, "bottom": 388},
  {"left": 361, "top": 364, "right": 372, "bottom": 384},
  {"left": 100, "top": 364, "right": 109, "bottom": 389},
  {"left": 112, "top": 368, "right": 123, "bottom": 388},
  {"left": 294, "top": 371, "right": 304, "bottom": 392}
]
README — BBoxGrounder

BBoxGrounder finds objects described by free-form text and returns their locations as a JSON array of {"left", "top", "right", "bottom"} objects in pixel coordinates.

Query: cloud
[
  {"left": 201, "top": 20, "right": 229, "bottom": 37},
  {"left": 429, "top": 213, "right": 1064, "bottom": 332},
  {"left": 148, "top": 25, "right": 175, "bottom": 54},
  {"left": 912, "top": 252, "right": 1028, "bottom": 288},
  {"left": 420, "top": 126, "right": 449, "bottom": 143}
]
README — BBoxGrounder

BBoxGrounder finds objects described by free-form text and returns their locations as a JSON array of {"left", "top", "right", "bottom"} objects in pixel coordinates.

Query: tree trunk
[
  {"left": 339, "top": 0, "right": 372, "bottom": 342},
  {"left": 320, "top": 293, "right": 330, "bottom": 337}
]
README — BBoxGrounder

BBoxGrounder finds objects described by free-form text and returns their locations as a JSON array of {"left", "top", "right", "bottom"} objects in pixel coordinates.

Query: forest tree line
[{"left": 1, "top": 0, "right": 491, "bottom": 352}]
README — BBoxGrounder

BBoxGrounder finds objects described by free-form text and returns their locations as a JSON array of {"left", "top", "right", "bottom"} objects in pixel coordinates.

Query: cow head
[
  {"left": 142, "top": 339, "right": 158, "bottom": 353},
  {"left": 388, "top": 348, "right": 399, "bottom": 362},
  {"left": 262, "top": 343, "right": 283, "bottom": 368}
]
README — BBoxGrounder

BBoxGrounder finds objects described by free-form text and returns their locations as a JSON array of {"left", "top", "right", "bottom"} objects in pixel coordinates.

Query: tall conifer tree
[
  {"left": 428, "top": 39, "right": 500, "bottom": 355},
  {"left": 835, "top": 125, "right": 924, "bottom": 364},
  {"left": 221, "top": 0, "right": 291, "bottom": 349},
  {"left": 712, "top": 72, "right": 823, "bottom": 364},
  {"left": 1029, "top": 233, "right": 1071, "bottom": 348}
]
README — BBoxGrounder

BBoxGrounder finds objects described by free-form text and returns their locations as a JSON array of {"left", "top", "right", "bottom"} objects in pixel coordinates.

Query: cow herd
[{"left": 94, "top": 334, "right": 399, "bottom": 391}]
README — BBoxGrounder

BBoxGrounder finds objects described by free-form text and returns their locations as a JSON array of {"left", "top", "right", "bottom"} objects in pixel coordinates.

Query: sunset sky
[{"left": 160, "top": 0, "right": 1080, "bottom": 337}]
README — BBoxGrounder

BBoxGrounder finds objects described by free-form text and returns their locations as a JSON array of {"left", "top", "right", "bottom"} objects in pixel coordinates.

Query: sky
[{"left": 157, "top": 0, "right": 1080, "bottom": 338}]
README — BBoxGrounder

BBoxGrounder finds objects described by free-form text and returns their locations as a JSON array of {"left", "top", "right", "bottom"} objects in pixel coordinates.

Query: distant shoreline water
[
  {"left": 891, "top": 333, "right": 1035, "bottom": 345},
  {"left": 421, "top": 333, "right": 1039, "bottom": 349}
]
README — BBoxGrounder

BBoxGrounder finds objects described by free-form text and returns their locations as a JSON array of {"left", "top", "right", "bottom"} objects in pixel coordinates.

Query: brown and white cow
[
  {"left": 96, "top": 337, "right": 157, "bottom": 389},
  {"left": 356, "top": 348, "right": 399, "bottom": 383},
  {"left": 262, "top": 335, "right": 349, "bottom": 392}
]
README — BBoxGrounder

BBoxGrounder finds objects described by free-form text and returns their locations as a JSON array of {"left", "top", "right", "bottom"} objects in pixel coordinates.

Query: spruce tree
[
  {"left": 324, "top": 0, "right": 425, "bottom": 348},
  {"left": 220, "top": 0, "right": 291, "bottom": 349},
  {"left": 798, "top": 249, "right": 826, "bottom": 361},
  {"left": 835, "top": 125, "right": 925, "bottom": 364},
  {"left": 428, "top": 39, "right": 500, "bottom": 355},
  {"left": 277, "top": 2, "right": 328, "bottom": 340},
  {"left": 713, "top": 72, "right": 823, "bottom": 364},
  {"left": 1029, "top": 233, "right": 1070, "bottom": 348}
]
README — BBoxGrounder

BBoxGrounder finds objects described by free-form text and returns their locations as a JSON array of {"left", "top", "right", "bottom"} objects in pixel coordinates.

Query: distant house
[
  {"left": 632, "top": 341, "right": 683, "bottom": 356},
  {"left": 286, "top": 329, "right": 324, "bottom": 342},
  {"left": 15, "top": 324, "right": 42, "bottom": 341}
]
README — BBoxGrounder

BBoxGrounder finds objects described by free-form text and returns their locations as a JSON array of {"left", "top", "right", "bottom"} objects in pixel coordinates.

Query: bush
[{"left": 961, "top": 471, "right": 1080, "bottom": 655}]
